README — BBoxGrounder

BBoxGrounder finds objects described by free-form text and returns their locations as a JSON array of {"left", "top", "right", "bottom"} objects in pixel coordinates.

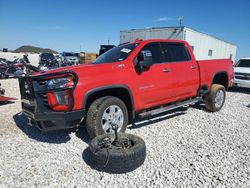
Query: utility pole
[{"left": 178, "top": 16, "right": 184, "bottom": 26}]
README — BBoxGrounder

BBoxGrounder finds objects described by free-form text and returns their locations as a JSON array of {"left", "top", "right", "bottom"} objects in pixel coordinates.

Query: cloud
[
  {"left": 218, "top": 33, "right": 225, "bottom": 37},
  {"left": 201, "top": 31, "right": 226, "bottom": 38},
  {"left": 33, "top": 25, "right": 63, "bottom": 31},
  {"left": 156, "top": 17, "right": 175, "bottom": 22}
]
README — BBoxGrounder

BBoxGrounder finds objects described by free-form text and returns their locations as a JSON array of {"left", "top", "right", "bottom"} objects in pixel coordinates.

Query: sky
[{"left": 0, "top": 0, "right": 249, "bottom": 59}]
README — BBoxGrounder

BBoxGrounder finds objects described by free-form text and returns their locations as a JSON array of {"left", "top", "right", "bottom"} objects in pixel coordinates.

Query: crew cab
[
  {"left": 19, "top": 39, "right": 233, "bottom": 138},
  {"left": 233, "top": 58, "right": 250, "bottom": 88}
]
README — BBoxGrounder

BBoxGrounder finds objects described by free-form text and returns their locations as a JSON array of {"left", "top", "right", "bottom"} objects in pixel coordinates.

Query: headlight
[{"left": 45, "top": 76, "right": 74, "bottom": 90}]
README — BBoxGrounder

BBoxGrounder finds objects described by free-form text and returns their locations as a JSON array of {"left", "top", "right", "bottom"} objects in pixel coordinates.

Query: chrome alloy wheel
[
  {"left": 214, "top": 90, "right": 224, "bottom": 109},
  {"left": 101, "top": 105, "right": 124, "bottom": 133}
]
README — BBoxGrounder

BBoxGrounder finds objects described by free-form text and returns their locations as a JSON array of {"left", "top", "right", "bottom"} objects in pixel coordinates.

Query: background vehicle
[
  {"left": 1, "top": 55, "right": 30, "bottom": 78},
  {"left": 2, "top": 48, "right": 8, "bottom": 52},
  {"left": 38, "top": 53, "right": 58, "bottom": 71},
  {"left": 0, "top": 82, "right": 16, "bottom": 102},
  {"left": 19, "top": 39, "right": 233, "bottom": 138},
  {"left": 99, "top": 45, "right": 115, "bottom": 56},
  {"left": 60, "top": 52, "right": 80, "bottom": 66},
  {"left": 233, "top": 58, "right": 250, "bottom": 88}
]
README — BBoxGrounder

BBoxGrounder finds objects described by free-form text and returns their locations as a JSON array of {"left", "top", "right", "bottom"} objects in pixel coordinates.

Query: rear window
[
  {"left": 161, "top": 43, "right": 191, "bottom": 62},
  {"left": 236, "top": 59, "right": 250, "bottom": 67}
]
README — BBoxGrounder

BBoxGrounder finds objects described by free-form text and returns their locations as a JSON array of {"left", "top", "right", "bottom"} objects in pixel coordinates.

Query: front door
[{"left": 133, "top": 42, "right": 175, "bottom": 108}]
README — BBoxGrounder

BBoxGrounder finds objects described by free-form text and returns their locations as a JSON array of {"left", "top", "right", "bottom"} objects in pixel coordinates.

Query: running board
[{"left": 138, "top": 97, "right": 202, "bottom": 118}]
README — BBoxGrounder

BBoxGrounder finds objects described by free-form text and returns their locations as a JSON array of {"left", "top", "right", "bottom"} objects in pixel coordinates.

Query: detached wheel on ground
[
  {"left": 88, "top": 133, "right": 146, "bottom": 174},
  {"left": 86, "top": 96, "right": 128, "bottom": 139},
  {"left": 204, "top": 84, "right": 226, "bottom": 112}
]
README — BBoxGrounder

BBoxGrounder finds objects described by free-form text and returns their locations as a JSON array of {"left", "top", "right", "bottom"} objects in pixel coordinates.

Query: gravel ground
[{"left": 0, "top": 79, "right": 250, "bottom": 187}]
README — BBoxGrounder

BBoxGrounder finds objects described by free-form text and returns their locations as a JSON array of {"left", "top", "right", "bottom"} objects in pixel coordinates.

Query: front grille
[
  {"left": 38, "top": 80, "right": 45, "bottom": 86},
  {"left": 22, "top": 103, "right": 35, "bottom": 113},
  {"left": 235, "top": 73, "right": 250, "bottom": 80},
  {"left": 40, "top": 93, "right": 49, "bottom": 106},
  {"left": 23, "top": 80, "right": 34, "bottom": 99}
]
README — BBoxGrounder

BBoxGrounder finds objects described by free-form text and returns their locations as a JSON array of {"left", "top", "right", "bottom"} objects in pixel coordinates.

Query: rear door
[{"left": 160, "top": 42, "right": 200, "bottom": 99}]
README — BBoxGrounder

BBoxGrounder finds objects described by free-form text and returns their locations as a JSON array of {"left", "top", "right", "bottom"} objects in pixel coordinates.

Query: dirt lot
[{"left": 0, "top": 78, "right": 250, "bottom": 187}]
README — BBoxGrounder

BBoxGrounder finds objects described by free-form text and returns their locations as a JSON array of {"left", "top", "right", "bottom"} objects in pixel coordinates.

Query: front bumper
[
  {"left": 23, "top": 107, "right": 85, "bottom": 131},
  {"left": 233, "top": 79, "right": 250, "bottom": 89},
  {"left": 19, "top": 72, "right": 84, "bottom": 131}
]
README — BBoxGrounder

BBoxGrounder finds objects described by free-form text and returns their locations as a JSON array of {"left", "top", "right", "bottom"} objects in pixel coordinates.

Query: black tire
[
  {"left": 204, "top": 84, "right": 226, "bottom": 112},
  {"left": 86, "top": 96, "right": 128, "bottom": 139},
  {"left": 88, "top": 133, "right": 146, "bottom": 174}
]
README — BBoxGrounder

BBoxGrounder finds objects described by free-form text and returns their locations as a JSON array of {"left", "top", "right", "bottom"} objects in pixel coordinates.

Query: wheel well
[
  {"left": 85, "top": 88, "right": 134, "bottom": 122},
  {"left": 212, "top": 73, "right": 228, "bottom": 89}
]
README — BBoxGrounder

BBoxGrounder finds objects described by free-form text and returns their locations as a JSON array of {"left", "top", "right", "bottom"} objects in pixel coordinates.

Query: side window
[
  {"left": 161, "top": 43, "right": 191, "bottom": 62},
  {"left": 140, "top": 43, "right": 164, "bottom": 64},
  {"left": 208, "top": 49, "right": 213, "bottom": 57}
]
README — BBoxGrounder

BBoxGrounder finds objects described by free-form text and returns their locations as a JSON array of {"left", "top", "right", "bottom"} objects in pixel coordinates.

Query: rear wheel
[
  {"left": 204, "top": 84, "right": 226, "bottom": 112},
  {"left": 86, "top": 96, "right": 128, "bottom": 139}
]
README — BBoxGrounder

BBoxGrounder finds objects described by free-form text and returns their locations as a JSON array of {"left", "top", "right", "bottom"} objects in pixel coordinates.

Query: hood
[
  {"left": 32, "top": 63, "right": 100, "bottom": 76},
  {"left": 32, "top": 62, "right": 123, "bottom": 79},
  {"left": 234, "top": 67, "right": 250, "bottom": 74}
]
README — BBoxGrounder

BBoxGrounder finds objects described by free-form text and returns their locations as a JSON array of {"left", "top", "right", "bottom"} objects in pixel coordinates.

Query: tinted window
[
  {"left": 236, "top": 59, "right": 250, "bottom": 67},
  {"left": 65, "top": 53, "right": 75, "bottom": 57},
  {"left": 140, "top": 43, "right": 164, "bottom": 64},
  {"left": 41, "top": 53, "right": 54, "bottom": 59},
  {"left": 93, "top": 43, "right": 137, "bottom": 64},
  {"left": 161, "top": 43, "right": 191, "bottom": 62}
]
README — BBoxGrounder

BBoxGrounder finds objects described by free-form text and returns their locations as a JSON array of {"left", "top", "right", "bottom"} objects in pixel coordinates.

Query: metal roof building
[{"left": 120, "top": 27, "right": 237, "bottom": 61}]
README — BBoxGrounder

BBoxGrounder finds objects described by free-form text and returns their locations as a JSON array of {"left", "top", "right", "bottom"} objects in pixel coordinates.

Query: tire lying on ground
[{"left": 88, "top": 133, "right": 146, "bottom": 174}]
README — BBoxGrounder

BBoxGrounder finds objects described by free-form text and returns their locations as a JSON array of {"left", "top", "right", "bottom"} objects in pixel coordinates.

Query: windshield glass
[
  {"left": 93, "top": 43, "right": 137, "bottom": 64},
  {"left": 65, "top": 53, "right": 75, "bottom": 57},
  {"left": 41, "top": 53, "right": 54, "bottom": 58},
  {"left": 236, "top": 59, "right": 250, "bottom": 67}
]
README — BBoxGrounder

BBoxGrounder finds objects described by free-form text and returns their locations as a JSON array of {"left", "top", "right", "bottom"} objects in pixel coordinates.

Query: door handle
[
  {"left": 163, "top": 68, "right": 171, "bottom": 72},
  {"left": 191, "top": 65, "right": 197, "bottom": 69}
]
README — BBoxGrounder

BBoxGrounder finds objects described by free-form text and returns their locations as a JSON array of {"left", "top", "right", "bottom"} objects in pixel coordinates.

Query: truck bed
[{"left": 197, "top": 59, "right": 233, "bottom": 89}]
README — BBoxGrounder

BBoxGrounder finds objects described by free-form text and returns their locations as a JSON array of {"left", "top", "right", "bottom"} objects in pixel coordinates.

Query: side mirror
[{"left": 137, "top": 50, "right": 153, "bottom": 68}]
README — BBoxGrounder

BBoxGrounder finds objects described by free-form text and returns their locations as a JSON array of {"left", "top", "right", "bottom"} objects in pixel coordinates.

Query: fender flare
[
  {"left": 210, "top": 71, "right": 229, "bottom": 89},
  {"left": 82, "top": 84, "right": 135, "bottom": 118}
]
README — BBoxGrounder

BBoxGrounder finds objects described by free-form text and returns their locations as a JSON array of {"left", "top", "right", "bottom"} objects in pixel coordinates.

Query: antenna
[{"left": 178, "top": 16, "right": 184, "bottom": 26}]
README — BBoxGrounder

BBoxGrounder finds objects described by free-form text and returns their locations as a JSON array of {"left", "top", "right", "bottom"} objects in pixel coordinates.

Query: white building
[{"left": 120, "top": 27, "right": 237, "bottom": 61}]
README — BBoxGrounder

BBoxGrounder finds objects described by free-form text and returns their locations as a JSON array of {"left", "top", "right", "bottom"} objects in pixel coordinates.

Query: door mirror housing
[{"left": 137, "top": 50, "right": 153, "bottom": 68}]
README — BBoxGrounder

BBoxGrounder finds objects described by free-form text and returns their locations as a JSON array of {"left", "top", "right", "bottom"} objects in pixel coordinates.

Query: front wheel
[
  {"left": 86, "top": 96, "right": 128, "bottom": 139},
  {"left": 204, "top": 84, "right": 226, "bottom": 112}
]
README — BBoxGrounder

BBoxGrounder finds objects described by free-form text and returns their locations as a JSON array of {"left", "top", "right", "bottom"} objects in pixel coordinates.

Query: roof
[
  {"left": 184, "top": 27, "right": 236, "bottom": 46},
  {"left": 120, "top": 26, "right": 236, "bottom": 47},
  {"left": 120, "top": 26, "right": 185, "bottom": 32},
  {"left": 239, "top": 57, "right": 250, "bottom": 60}
]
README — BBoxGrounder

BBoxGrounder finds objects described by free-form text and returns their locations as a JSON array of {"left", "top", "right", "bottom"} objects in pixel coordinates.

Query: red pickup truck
[{"left": 19, "top": 39, "right": 233, "bottom": 138}]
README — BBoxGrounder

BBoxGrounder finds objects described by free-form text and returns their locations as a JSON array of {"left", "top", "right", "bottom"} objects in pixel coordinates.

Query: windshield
[
  {"left": 41, "top": 53, "right": 54, "bottom": 58},
  {"left": 236, "top": 59, "right": 250, "bottom": 67},
  {"left": 93, "top": 43, "right": 137, "bottom": 64},
  {"left": 65, "top": 53, "right": 76, "bottom": 57}
]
